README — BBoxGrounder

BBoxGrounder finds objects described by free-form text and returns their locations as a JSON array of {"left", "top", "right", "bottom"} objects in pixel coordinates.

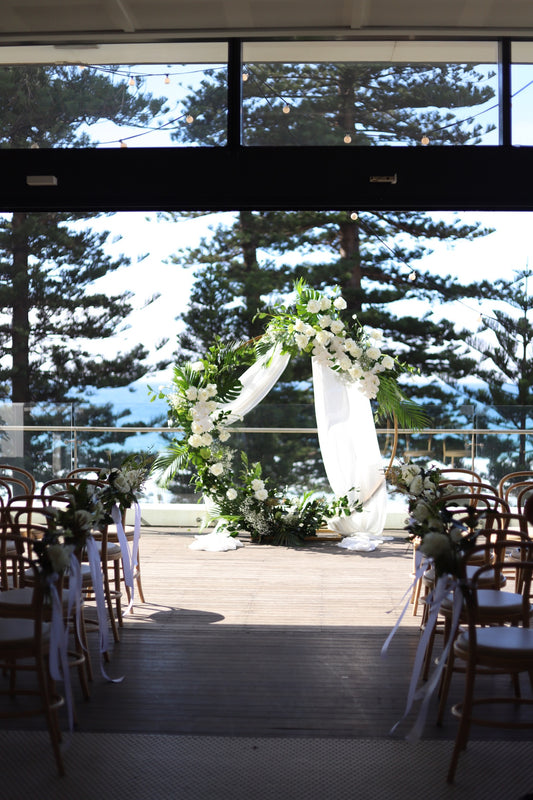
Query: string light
[
  {"left": 421, "top": 135, "right": 430, "bottom": 146},
  {"left": 164, "top": 74, "right": 170, "bottom": 85},
  {"left": 128, "top": 75, "right": 135, "bottom": 87},
  {"left": 343, "top": 134, "right": 352, "bottom": 144},
  {"left": 282, "top": 105, "right": 290, "bottom": 114},
  {"left": 185, "top": 114, "right": 194, "bottom": 124},
  {"left": 242, "top": 72, "right": 249, "bottom": 82},
  {"left": 120, "top": 140, "right": 127, "bottom": 148},
  {"left": 408, "top": 271, "right": 417, "bottom": 281},
  {"left": 350, "top": 212, "right": 359, "bottom": 220}
]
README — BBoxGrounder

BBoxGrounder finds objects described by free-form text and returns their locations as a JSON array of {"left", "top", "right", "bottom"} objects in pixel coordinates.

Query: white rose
[
  {"left": 294, "top": 318, "right": 306, "bottom": 333},
  {"left": 191, "top": 421, "right": 205, "bottom": 434},
  {"left": 366, "top": 346, "right": 381, "bottom": 361},
  {"left": 295, "top": 333, "right": 310, "bottom": 350},
  {"left": 205, "top": 383, "right": 218, "bottom": 398},
  {"left": 218, "top": 429, "right": 231, "bottom": 442},
  {"left": 419, "top": 532, "right": 452, "bottom": 560},
  {"left": 315, "top": 329, "right": 333, "bottom": 346},
  {"left": 47, "top": 543, "right": 74, "bottom": 573},
  {"left": 306, "top": 299, "right": 321, "bottom": 313},
  {"left": 330, "top": 319, "right": 344, "bottom": 334},
  {"left": 200, "top": 432, "right": 213, "bottom": 446},
  {"left": 409, "top": 475, "right": 424, "bottom": 496},
  {"left": 209, "top": 463, "right": 224, "bottom": 476},
  {"left": 251, "top": 479, "right": 264, "bottom": 491},
  {"left": 188, "top": 434, "right": 204, "bottom": 447},
  {"left": 318, "top": 315, "right": 332, "bottom": 329},
  {"left": 190, "top": 361, "right": 204, "bottom": 372},
  {"left": 185, "top": 387, "right": 198, "bottom": 401},
  {"left": 226, "top": 488, "right": 238, "bottom": 500},
  {"left": 254, "top": 489, "right": 268, "bottom": 501},
  {"left": 333, "top": 296, "right": 347, "bottom": 310},
  {"left": 320, "top": 297, "right": 331, "bottom": 311},
  {"left": 381, "top": 355, "right": 395, "bottom": 370}
]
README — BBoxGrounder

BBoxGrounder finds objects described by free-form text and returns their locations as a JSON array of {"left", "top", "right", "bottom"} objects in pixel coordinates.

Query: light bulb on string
[
  {"left": 128, "top": 75, "right": 135, "bottom": 87},
  {"left": 120, "top": 140, "right": 127, "bottom": 148},
  {"left": 421, "top": 135, "right": 430, "bottom": 146},
  {"left": 164, "top": 74, "right": 170, "bottom": 85},
  {"left": 242, "top": 71, "right": 249, "bottom": 82},
  {"left": 408, "top": 271, "right": 417, "bottom": 281},
  {"left": 350, "top": 212, "right": 358, "bottom": 220},
  {"left": 343, "top": 134, "right": 352, "bottom": 144},
  {"left": 186, "top": 114, "right": 194, "bottom": 124},
  {"left": 282, "top": 104, "right": 290, "bottom": 114}
]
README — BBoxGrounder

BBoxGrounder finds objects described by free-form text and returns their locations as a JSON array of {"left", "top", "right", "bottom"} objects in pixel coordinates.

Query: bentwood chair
[
  {"left": 6, "top": 508, "right": 93, "bottom": 697},
  {"left": 40, "top": 478, "right": 124, "bottom": 644},
  {"left": 0, "top": 536, "right": 65, "bottom": 775},
  {"left": 446, "top": 545, "right": 533, "bottom": 783},
  {"left": 0, "top": 465, "right": 36, "bottom": 496},
  {"left": 67, "top": 467, "right": 146, "bottom": 605}
]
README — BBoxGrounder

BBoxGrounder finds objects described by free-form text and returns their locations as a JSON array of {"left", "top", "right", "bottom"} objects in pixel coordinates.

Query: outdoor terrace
[{"left": 2, "top": 524, "right": 533, "bottom": 799}]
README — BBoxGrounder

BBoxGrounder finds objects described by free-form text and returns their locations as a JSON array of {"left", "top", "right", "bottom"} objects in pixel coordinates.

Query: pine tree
[
  {"left": 0, "top": 65, "right": 169, "bottom": 471},
  {"left": 456, "top": 269, "right": 533, "bottom": 478},
  {"left": 165, "top": 60, "right": 498, "bottom": 487}
]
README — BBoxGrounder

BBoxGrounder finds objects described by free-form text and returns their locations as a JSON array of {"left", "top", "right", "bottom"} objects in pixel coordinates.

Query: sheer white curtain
[
  {"left": 312, "top": 359, "right": 387, "bottom": 536},
  {"left": 218, "top": 344, "right": 290, "bottom": 421}
]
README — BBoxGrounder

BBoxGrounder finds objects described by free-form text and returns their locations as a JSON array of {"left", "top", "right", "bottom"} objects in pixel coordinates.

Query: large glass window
[
  {"left": 0, "top": 42, "right": 227, "bottom": 148},
  {"left": 512, "top": 42, "right": 533, "bottom": 146},
  {"left": 241, "top": 40, "right": 499, "bottom": 146}
]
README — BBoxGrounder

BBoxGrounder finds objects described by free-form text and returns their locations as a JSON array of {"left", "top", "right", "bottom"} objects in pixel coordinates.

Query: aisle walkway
[{"left": 2, "top": 528, "right": 532, "bottom": 799}]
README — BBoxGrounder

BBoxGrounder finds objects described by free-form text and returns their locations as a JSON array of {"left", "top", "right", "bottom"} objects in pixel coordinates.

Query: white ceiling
[{"left": 1, "top": 0, "right": 533, "bottom": 43}]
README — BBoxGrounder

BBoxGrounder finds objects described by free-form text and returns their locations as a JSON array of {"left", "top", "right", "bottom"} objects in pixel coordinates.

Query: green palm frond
[
  {"left": 376, "top": 375, "right": 430, "bottom": 430},
  {"left": 151, "top": 443, "right": 190, "bottom": 487}
]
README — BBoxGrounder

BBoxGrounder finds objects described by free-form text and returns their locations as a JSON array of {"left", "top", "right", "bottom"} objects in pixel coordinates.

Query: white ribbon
[
  {"left": 48, "top": 574, "right": 74, "bottom": 732},
  {"left": 387, "top": 571, "right": 464, "bottom": 740},
  {"left": 111, "top": 502, "right": 141, "bottom": 614},
  {"left": 86, "top": 534, "right": 124, "bottom": 683}
]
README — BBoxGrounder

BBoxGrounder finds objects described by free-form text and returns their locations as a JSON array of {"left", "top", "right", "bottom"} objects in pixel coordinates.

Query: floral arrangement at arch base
[{"left": 150, "top": 281, "right": 426, "bottom": 546}]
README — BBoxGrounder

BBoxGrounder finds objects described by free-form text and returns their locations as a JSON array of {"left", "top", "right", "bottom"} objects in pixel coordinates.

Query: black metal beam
[{"left": 3, "top": 144, "right": 532, "bottom": 212}]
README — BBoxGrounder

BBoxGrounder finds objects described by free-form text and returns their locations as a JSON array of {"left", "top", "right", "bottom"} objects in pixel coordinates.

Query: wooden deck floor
[
  {"left": 48, "top": 527, "right": 530, "bottom": 744},
  {"left": 7, "top": 527, "right": 533, "bottom": 744}
]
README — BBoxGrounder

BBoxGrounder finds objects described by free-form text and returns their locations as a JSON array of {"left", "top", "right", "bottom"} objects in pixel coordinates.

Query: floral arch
[{"left": 151, "top": 280, "right": 423, "bottom": 546}]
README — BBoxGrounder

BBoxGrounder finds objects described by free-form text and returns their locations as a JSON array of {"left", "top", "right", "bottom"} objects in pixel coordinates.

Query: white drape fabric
[
  {"left": 218, "top": 344, "right": 291, "bottom": 422},
  {"left": 311, "top": 358, "right": 387, "bottom": 536}
]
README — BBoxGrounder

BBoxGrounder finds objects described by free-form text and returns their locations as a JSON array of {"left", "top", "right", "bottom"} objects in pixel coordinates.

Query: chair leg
[
  {"left": 37, "top": 652, "right": 65, "bottom": 776},
  {"left": 447, "top": 661, "right": 476, "bottom": 783}
]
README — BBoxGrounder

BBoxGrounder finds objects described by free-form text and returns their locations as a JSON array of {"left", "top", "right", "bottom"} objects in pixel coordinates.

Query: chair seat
[
  {"left": 455, "top": 626, "right": 533, "bottom": 660},
  {"left": 441, "top": 588, "right": 525, "bottom": 618},
  {"left": 0, "top": 618, "right": 50, "bottom": 646},
  {"left": 83, "top": 541, "right": 122, "bottom": 558},
  {"left": 423, "top": 565, "right": 506, "bottom": 589}
]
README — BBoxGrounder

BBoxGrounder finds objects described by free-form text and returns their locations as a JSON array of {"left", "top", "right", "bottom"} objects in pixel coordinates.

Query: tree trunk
[{"left": 11, "top": 212, "right": 31, "bottom": 403}]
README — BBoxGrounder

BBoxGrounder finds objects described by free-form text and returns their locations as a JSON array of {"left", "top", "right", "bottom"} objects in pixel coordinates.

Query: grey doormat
[{"left": 2, "top": 731, "right": 532, "bottom": 800}]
